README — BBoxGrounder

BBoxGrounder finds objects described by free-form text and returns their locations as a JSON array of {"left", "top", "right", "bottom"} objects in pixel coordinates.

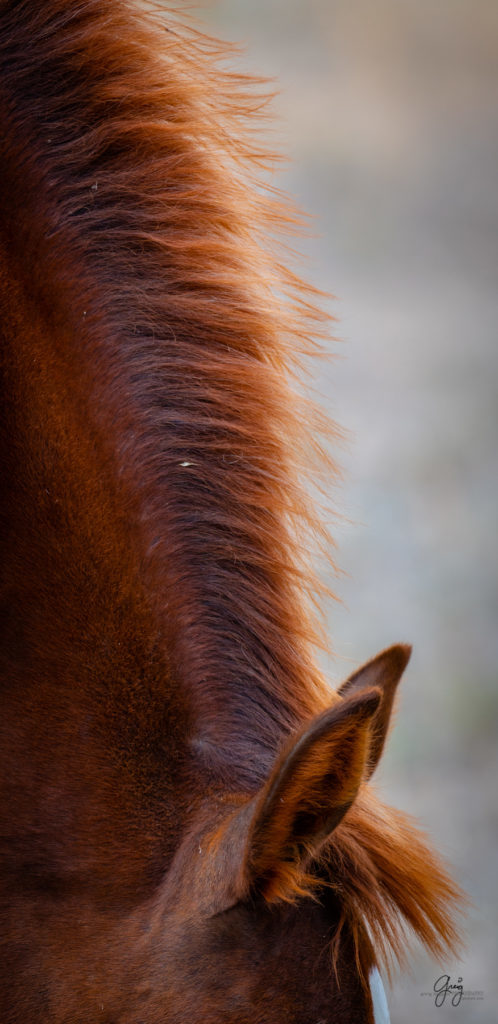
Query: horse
[{"left": 0, "top": 1, "right": 463, "bottom": 1021}]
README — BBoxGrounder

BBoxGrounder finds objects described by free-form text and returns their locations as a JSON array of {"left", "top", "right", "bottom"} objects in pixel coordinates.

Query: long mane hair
[{"left": 0, "top": 0, "right": 462, "bottom": 974}]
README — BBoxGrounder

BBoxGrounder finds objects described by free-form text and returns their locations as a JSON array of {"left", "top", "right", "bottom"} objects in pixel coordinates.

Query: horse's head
[{"left": 151, "top": 643, "right": 458, "bottom": 1024}]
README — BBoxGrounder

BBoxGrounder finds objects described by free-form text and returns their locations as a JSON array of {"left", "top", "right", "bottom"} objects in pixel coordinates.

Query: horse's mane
[
  {"left": 0, "top": 0, "right": 338, "bottom": 779},
  {"left": 279, "top": 789, "right": 463, "bottom": 978},
  {"left": 0, "top": 0, "right": 462, "bottom": 972}
]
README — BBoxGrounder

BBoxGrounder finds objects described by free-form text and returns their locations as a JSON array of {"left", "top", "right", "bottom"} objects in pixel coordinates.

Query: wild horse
[{"left": 0, "top": 1, "right": 462, "bottom": 1021}]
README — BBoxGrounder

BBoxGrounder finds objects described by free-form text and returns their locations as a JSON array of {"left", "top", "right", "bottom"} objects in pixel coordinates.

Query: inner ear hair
[{"left": 244, "top": 687, "right": 382, "bottom": 899}]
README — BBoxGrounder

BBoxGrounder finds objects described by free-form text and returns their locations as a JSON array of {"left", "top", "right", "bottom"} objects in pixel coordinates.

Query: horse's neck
[
  {"left": 0, "top": 239, "right": 146, "bottom": 690},
  {"left": 0, "top": 241, "right": 192, "bottom": 896}
]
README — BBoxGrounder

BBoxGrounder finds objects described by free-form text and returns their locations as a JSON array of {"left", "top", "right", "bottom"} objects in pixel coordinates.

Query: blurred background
[{"left": 202, "top": 1, "right": 497, "bottom": 1019}]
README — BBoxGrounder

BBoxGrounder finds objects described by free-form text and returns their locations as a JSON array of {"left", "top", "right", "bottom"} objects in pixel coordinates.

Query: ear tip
[{"left": 390, "top": 642, "right": 412, "bottom": 672}]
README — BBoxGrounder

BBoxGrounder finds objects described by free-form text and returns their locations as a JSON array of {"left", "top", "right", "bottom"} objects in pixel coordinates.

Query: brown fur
[{"left": 0, "top": 2, "right": 463, "bottom": 1022}]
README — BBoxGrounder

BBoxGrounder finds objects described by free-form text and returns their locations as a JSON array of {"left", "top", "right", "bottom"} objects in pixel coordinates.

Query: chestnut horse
[{"left": 0, "top": 1, "right": 462, "bottom": 1021}]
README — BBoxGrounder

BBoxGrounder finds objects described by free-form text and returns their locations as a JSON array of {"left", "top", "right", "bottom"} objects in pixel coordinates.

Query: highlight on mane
[
  {"left": 0, "top": 0, "right": 339, "bottom": 781},
  {"left": 0, "top": 0, "right": 464, "bottom": 1002},
  {"left": 326, "top": 791, "right": 464, "bottom": 978}
]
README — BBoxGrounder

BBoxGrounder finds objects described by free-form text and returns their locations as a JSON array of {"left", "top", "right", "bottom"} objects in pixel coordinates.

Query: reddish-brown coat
[{"left": 0, "top": 2, "right": 463, "bottom": 1021}]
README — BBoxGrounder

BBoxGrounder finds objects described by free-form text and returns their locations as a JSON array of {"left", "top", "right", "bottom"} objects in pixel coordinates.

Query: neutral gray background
[{"left": 202, "top": 1, "right": 497, "bottom": 1019}]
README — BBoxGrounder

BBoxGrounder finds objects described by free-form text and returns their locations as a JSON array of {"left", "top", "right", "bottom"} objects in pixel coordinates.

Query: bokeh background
[{"left": 202, "top": 1, "right": 497, "bottom": 1019}]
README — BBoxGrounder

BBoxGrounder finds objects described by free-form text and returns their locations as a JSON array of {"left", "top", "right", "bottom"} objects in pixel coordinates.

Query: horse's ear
[
  {"left": 242, "top": 687, "right": 382, "bottom": 901},
  {"left": 241, "top": 644, "right": 411, "bottom": 902},
  {"left": 337, "top": 643, "right": 411, "bottom": 777}
]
